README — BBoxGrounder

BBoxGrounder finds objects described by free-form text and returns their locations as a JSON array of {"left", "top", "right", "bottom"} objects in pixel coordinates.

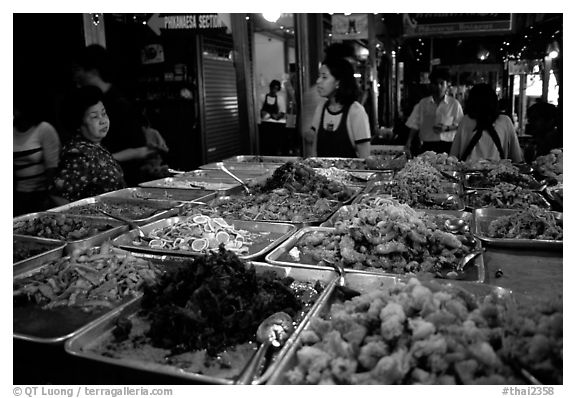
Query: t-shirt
[
  {"left": 13, "top": 121, "right": 61, "bottom": 193},
  {"left": 405, "top": 95, "right": 464, "bottom": 142},
  {"left": 449, "top": 114, "right": 524, "bottom": 163},
  {"left": 310, "top": 100, "right": 371, "bottom": 150}
]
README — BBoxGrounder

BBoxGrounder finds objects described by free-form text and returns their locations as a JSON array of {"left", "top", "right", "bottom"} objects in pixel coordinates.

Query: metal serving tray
[
  {"left": 112, "top": 217, "right": 297, "bottom": 261},
  {"left": 199, "top": 161, "right": 280, "bottom": 172},
  {"left": 13, "top": 244, "right": 170, "bottom": 344},
  {"left": 463, "top": 172, "right": 544, "bottom": 191},
  {"left": 321, "top": 204, "right": 472, "bottom": 228},
  {"left": 184, "top": 194, "right": 345, "bottom": 228},
  {"left": 464, "top": 190, "right": 551, "bottom": 211},
  {"left": 221, "top": 155, "right": 301, "bottom": 164},
  {"left": 13, "top": 235, "right": 66, "bottom": 276},
  {"left": 266, "top": 275, "right": 511, "bottom": 384},
  {"left": 364, "top": 181, "right": 463, "bottom": 196},
  {"left": 13, "top": 212, "right": 128, "bottom": 255},
  {"left": 48, "top": 196, "right": 182, "bottom": 226},
  {"left": 312, "top": 168, "right": 377, "bottom": 187},
  {"left": 65, "top": 261, "right": 338, "bottom": 385},
  {"left": 139, "top": 177, "right": 240, "bottom": 192},
  {"left": 355, "top": 189, "right": 466, "bottom": 211},
  {"left": 98, "top": 187, "right": 217, "bottom": 204},
  {"left": 472, "top": 208, "right": 562, "bottom": 250},
  {"left": 179, "top": 168, "right": 271, "bottom": 182},
  {"left": 306, "top": 157, "right": 380, "bottom": 172},
  {"left": 265, "top": 226, "right": 485, "bottom": 282}
]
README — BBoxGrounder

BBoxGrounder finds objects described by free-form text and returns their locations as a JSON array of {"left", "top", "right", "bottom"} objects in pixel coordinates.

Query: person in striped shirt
[{"left": 13, "top": 94, "right": 61, "bottom": 216}]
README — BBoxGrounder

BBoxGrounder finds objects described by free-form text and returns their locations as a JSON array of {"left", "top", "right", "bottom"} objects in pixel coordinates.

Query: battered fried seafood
[
  {"left": 285, "top": 278, "right": 529, "bottom": 384},
  {"left": 297, "top": 198, "right": 476, "bottom": 276}
]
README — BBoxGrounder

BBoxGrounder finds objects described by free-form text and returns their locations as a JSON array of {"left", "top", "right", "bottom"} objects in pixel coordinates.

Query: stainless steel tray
[
  {"left": 13, "top": 235, "right": 66, "bottom": 276},
  {"left": 364, "top": 181, "right": 463, "bottom": 196},
  {"left": 355, "top": 189, "right": 466, "bottom": 211},
  {"left": 463, "top": 172, "right": 544, "bottom": 191},
  {"left": 112, "top": 217, "right": 297, "bottom": 260},
  {"left": 464, "top": 190, "right": 551, "bottom": 210},
  {"left": 65, "top": 261, "right": 337, "bottom": 385},
  {"left": 221, "top": 155, "right": 301, "bottom": 164},
  {"left": 179, "top": 169, "right": 272, "bottom": 182},
  {"left": 265, "top": 226, "right": 485, "bottom": 282},
  {"left": 98, "top": 187, "right": 217, "bottom": 204},
  {"left": 311, "top": 168, "right": 376, "bottom": 187},
  {"left": 13, "top": 212, "right": 128, "bottom": 254},
  {"left": 321, "top": 204, "right": 472, "bottom": 228},
  {"left": 139, "top": 177, "right": 240, "bottom": 192},
  {"left": 181, "top": 194, "right": 345, "bottom": 228},
  {"left": 266, "top": 275, "right": 511, "bottom": 384},
  {"left": 12, "top": 245, "right": 166, "bottom": 344},
  {"left": 472, "top": 208, "right": 562, "bottom": 250},
  {"left": 48, "top": 196, "right": 182, "bottom": 226},
  {"left": 199, "top": 161, "right": 280, "bottom": 172},
  {"left": 305, "top": 157, "right": 383, "bottom": 172}
]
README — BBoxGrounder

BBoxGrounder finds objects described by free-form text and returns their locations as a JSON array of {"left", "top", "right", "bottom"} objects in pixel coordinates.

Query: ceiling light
[
  {"left": 262, "top": 12, "right": 281, "bottom": 23},
  {"left": 547, "top": 40, "right": 560, "bottom": 59}
]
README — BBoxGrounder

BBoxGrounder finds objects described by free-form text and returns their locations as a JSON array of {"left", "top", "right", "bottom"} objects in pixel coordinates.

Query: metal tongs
[
  {"left": 217, "top": 162, "right": 252, "bottom": 195},
  {"left": 97, "top": 209, "right": 145, "bottom": 238}
]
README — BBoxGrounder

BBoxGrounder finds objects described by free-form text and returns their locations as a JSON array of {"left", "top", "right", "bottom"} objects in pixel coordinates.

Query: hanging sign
[
  {"left": 507, "top": 60, "right": 542, "bottom": 75},
  {"left": 331, "top": 14, "right": 368, "bottom": 40},
  {"left": 403, "top": 13, "right": 512, "bottom": 37},
  {"left": 147, "top": 13, "right": 229, "bottom": 36}
]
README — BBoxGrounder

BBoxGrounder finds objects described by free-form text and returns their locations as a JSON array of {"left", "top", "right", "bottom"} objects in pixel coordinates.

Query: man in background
[{"left": 404, "top": 68, "right": 463, "bottom": 156}]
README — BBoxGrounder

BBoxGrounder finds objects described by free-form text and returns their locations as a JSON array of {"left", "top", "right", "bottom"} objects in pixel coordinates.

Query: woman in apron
[{"left": 306, "top": 58, "right": 371, "bottom": 159}]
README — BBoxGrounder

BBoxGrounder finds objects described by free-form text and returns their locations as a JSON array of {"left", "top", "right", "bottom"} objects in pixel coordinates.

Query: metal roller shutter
[{"left": 202, "top": 36, "right": 242, "bottom": 162}]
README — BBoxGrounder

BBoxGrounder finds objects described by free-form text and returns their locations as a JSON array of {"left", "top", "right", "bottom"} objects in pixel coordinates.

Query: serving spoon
[
  {"left": 217, "top": 162, "right": 252, "bottom": 195},
  {"left": 235, "top": 311, "right": 294, "bottom": 385},
  {"left": 97, "top": 209, "right": 145, "bottom": 239}
]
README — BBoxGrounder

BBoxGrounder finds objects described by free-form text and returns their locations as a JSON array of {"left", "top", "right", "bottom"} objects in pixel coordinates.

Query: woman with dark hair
[
  {"left": 305, "top": 57, "right": 371, "bottom": 158},
  {"left": 450, "top": 83, "right": 522, "bottom": 162},
  {"left": 50, "top": 86, "right": 126, "bottom": 204},
  {"left": 13, "top": 91, "right": 61, "bottom": 215}
]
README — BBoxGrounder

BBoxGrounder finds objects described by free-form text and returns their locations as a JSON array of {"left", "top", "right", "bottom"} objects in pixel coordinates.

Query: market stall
[{"left": 13, "top": 150, "right": 563, "bottom": 385}]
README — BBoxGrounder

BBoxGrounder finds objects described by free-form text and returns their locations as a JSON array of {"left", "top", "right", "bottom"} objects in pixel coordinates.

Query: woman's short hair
[
  {"left": 321, "top": 57, "right": 359, "bottom": 106},
  {"left": 69, "top": 86, "right": 105, "bottom": 130}
]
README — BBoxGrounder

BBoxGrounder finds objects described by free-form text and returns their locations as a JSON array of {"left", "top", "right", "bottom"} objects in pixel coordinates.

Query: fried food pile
[{"left": 285, "top": 278, "right": 562, "bottom": 384}]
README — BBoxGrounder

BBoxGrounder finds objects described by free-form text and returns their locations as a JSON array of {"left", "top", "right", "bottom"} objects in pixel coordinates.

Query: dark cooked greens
[
  {"left": 138, "top": 247, "right": 321, "bottom": 356},
  {"left": 256, "top": 161, "right": 356, "bottom": 201}
]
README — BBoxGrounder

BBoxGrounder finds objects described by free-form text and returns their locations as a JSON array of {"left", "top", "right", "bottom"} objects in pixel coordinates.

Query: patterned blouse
[{"left": 50, "top": 136, "right": 126, "bottom": 202}]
